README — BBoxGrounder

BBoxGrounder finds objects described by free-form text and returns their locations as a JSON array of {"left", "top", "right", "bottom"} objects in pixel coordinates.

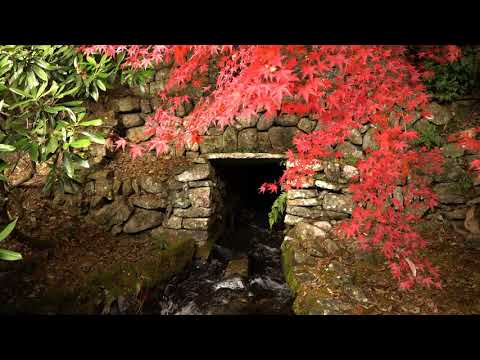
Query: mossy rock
[{"left": 4, "top": 235, "right": 195, "bottom": 314}]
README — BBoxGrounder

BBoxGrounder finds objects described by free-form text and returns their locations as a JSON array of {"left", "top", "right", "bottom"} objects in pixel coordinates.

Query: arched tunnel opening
[{"left": 210, "top": 157, "right": 286, "bottom": 255}]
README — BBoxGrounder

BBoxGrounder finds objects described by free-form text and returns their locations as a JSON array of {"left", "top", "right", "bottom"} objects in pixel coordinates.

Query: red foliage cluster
[{"left": 79, "top": 45, "right": 462, "bottom": 289}]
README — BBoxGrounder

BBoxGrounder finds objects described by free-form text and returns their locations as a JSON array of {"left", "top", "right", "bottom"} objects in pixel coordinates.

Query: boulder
[
  {"left": 257, "top": 114, "right": 275, "bottom": 131},
  {"left": 129, "top": 194, "right": 168, "bottom": 209},
  {"left": 120, "top": 113, "right": 144, "bottom": 128},
  {"left": 362, "top": 127, "right": 378, "bottom": 151},
  {"left": 433, "top": 183, "right": 467, "bottom": 204},
  {"left": 164, "top": 216, "right": 183, "bottom": 229},
  {"left": 268, "top": 127, "right": 299, "bottom": 152},
  {"left": 287, "top": 197, "right": 322, "bottom": 206},
  {"left": 347, "top": 128, "right": 363, "bottom": 145},
  {"left": 336, "top": 142, "right": 364, "bottom": 160},
  {"left": 287, "top": 189, "right": 318, "bottom": 199},
  {"left": 139, "top": 176, "right": 167, "bottom": 194},
  {"left": 126, "top": 126, "right": 152, "bottom": 143},
  {"left": 428, "top": 102, "right": 452, "bottom": 126},
  {"left": 182, "top": 218, "right": 210, "bottom": 230},
  {"left": 286, "top": 206, "right": 348, "bottom": 220},
  {"left": 465, "top": 206, "right": 480, "bottom": 234},
  {"left": 93, "top": 198, "right": 133, "bottom": 230},
  {"left": 114, "top": 96, "right": 140, "bottom": 113},
  {"left": 188, "top": 187, "right": 212, "bottom": 208},
  {"left": 176, "top": 164, "right": 213, "bottom": 182},
  {"left": 235, "top": 114, "right": 258, "bottom": 129},
  {"left": 275, "top": 114, "right": 299, "bottom": 126},
  {"left": 199, "top": 135, "right": 223, "bottom": 153},
  {"left": 123, "top": 208, "right": 165, "bottom": 233},
  {"left": 238, "top": 128, "right": 258, "bottom": 151},
  {"left": 224, "top": 257, "right": 249, "bottom": 279},
  {"left": 257, "top": 132, "right": 273, "bottom": 152},
  {"left": 297, "top": 118, "right": 316, "bottom": 133},
  {"left": 223, "top": 126, "right": 238, "bottom": 152},
  {"left": 322, "top": 194, "right": 354, "bottom": 214},
  {"left": 173, "top": 207, "right": 213, "bottom": 217}
]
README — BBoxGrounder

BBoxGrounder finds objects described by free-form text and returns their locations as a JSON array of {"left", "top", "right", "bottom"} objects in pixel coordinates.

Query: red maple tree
[{"left": 79, "top": 45, "right": 464, "bottom": 289}]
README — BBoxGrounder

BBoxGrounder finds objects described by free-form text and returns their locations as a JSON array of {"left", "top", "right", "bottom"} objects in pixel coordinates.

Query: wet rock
[
  {"left": 323, "top": 193, "right": 354, "bottom": 214},
  {"left": 123, "top": 208, "right": 165, "bottom": 233},
  {"left": 176, "top": 164, "right": 213, "bottom": 182},
  {"left": 268, "top": 127, "right": 299, "bottom": 152},
  {"left": 129, "top": 194, "right": 168, "bottom": 209},
  {"left": 223, "top": 126, "right": 238, "bottom": 152},
  {"left": 224, "top": 257, "right": 249, "bottom": 279},
  {"left": 188, "top": 187, "right": 212, "bottom": 208},
  {"left": 238, "top": 128, "right": 258, "bottom": 151},
  {"left": 275, "top": 114, "right": 299, "bottom": 126},
  {"left": 213, "top": 277, "right": 245, "bottom": 291},
  {"left": 211, "top": 244, "right": 234, "bottom": 262},
  {"left": 257, "top": 114, "right": 274, "bottom": 131}
]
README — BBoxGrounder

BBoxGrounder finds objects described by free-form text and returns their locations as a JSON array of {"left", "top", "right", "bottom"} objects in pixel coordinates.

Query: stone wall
[{"left": 79, "top": 76, "right": 480, "bottom": 313}]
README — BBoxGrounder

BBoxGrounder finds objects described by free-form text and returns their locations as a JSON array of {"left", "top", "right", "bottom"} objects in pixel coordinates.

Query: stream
[{"left": 142, "top": 207, "right": 294, "bottom": 315}]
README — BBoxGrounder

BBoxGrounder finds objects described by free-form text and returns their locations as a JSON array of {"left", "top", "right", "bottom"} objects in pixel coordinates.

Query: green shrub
[{"left": 422, "top": 46, "right": 478, "bottom": 103}]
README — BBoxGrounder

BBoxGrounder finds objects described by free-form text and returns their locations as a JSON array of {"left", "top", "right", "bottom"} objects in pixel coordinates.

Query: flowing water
[{"left": 142, "top": 207, "right": 294, "bottom": 315}]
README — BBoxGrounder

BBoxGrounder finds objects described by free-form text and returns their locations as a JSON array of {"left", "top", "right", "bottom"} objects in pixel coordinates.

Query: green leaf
[
  {"left": 96, "top": 79, "right": 106, "bottom": 91},
  {"left": 46, "top": 136, "right": 59, "bottom": 155},
  {"left": 0, "top": 144, "right": 15, "bottom": 152},
  {"left": 33, "top": 64, "right": 48, "bottom": 82},
  {"left": 80, "top": 131, "right": 105, "bottom": 144},
  {"left": 90, "top": 84, "right": 99, "bottom": 101},
  {"left": 0, "top": 249, "right": 22, "bottom": 261},
  {"left": 79, "top": 119, "right": 103, "bottom": 127},
  {"left": 64, "top": 154, "right": 74, "bottom": 178},
  {"left": 0, "top": 218, "right": 17, "bottom": 242},
  {"left": 70, "top": 138, "right": 91, "bottom": 148},
  {"left": 30, "top": 143, "right": 39, "bottom": 162},
  {"left": 26, "top": 71, "right": 39, "bottom": 89},
  {"left": 8, "top": 87, "right": 30, "bottom": 98}
]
